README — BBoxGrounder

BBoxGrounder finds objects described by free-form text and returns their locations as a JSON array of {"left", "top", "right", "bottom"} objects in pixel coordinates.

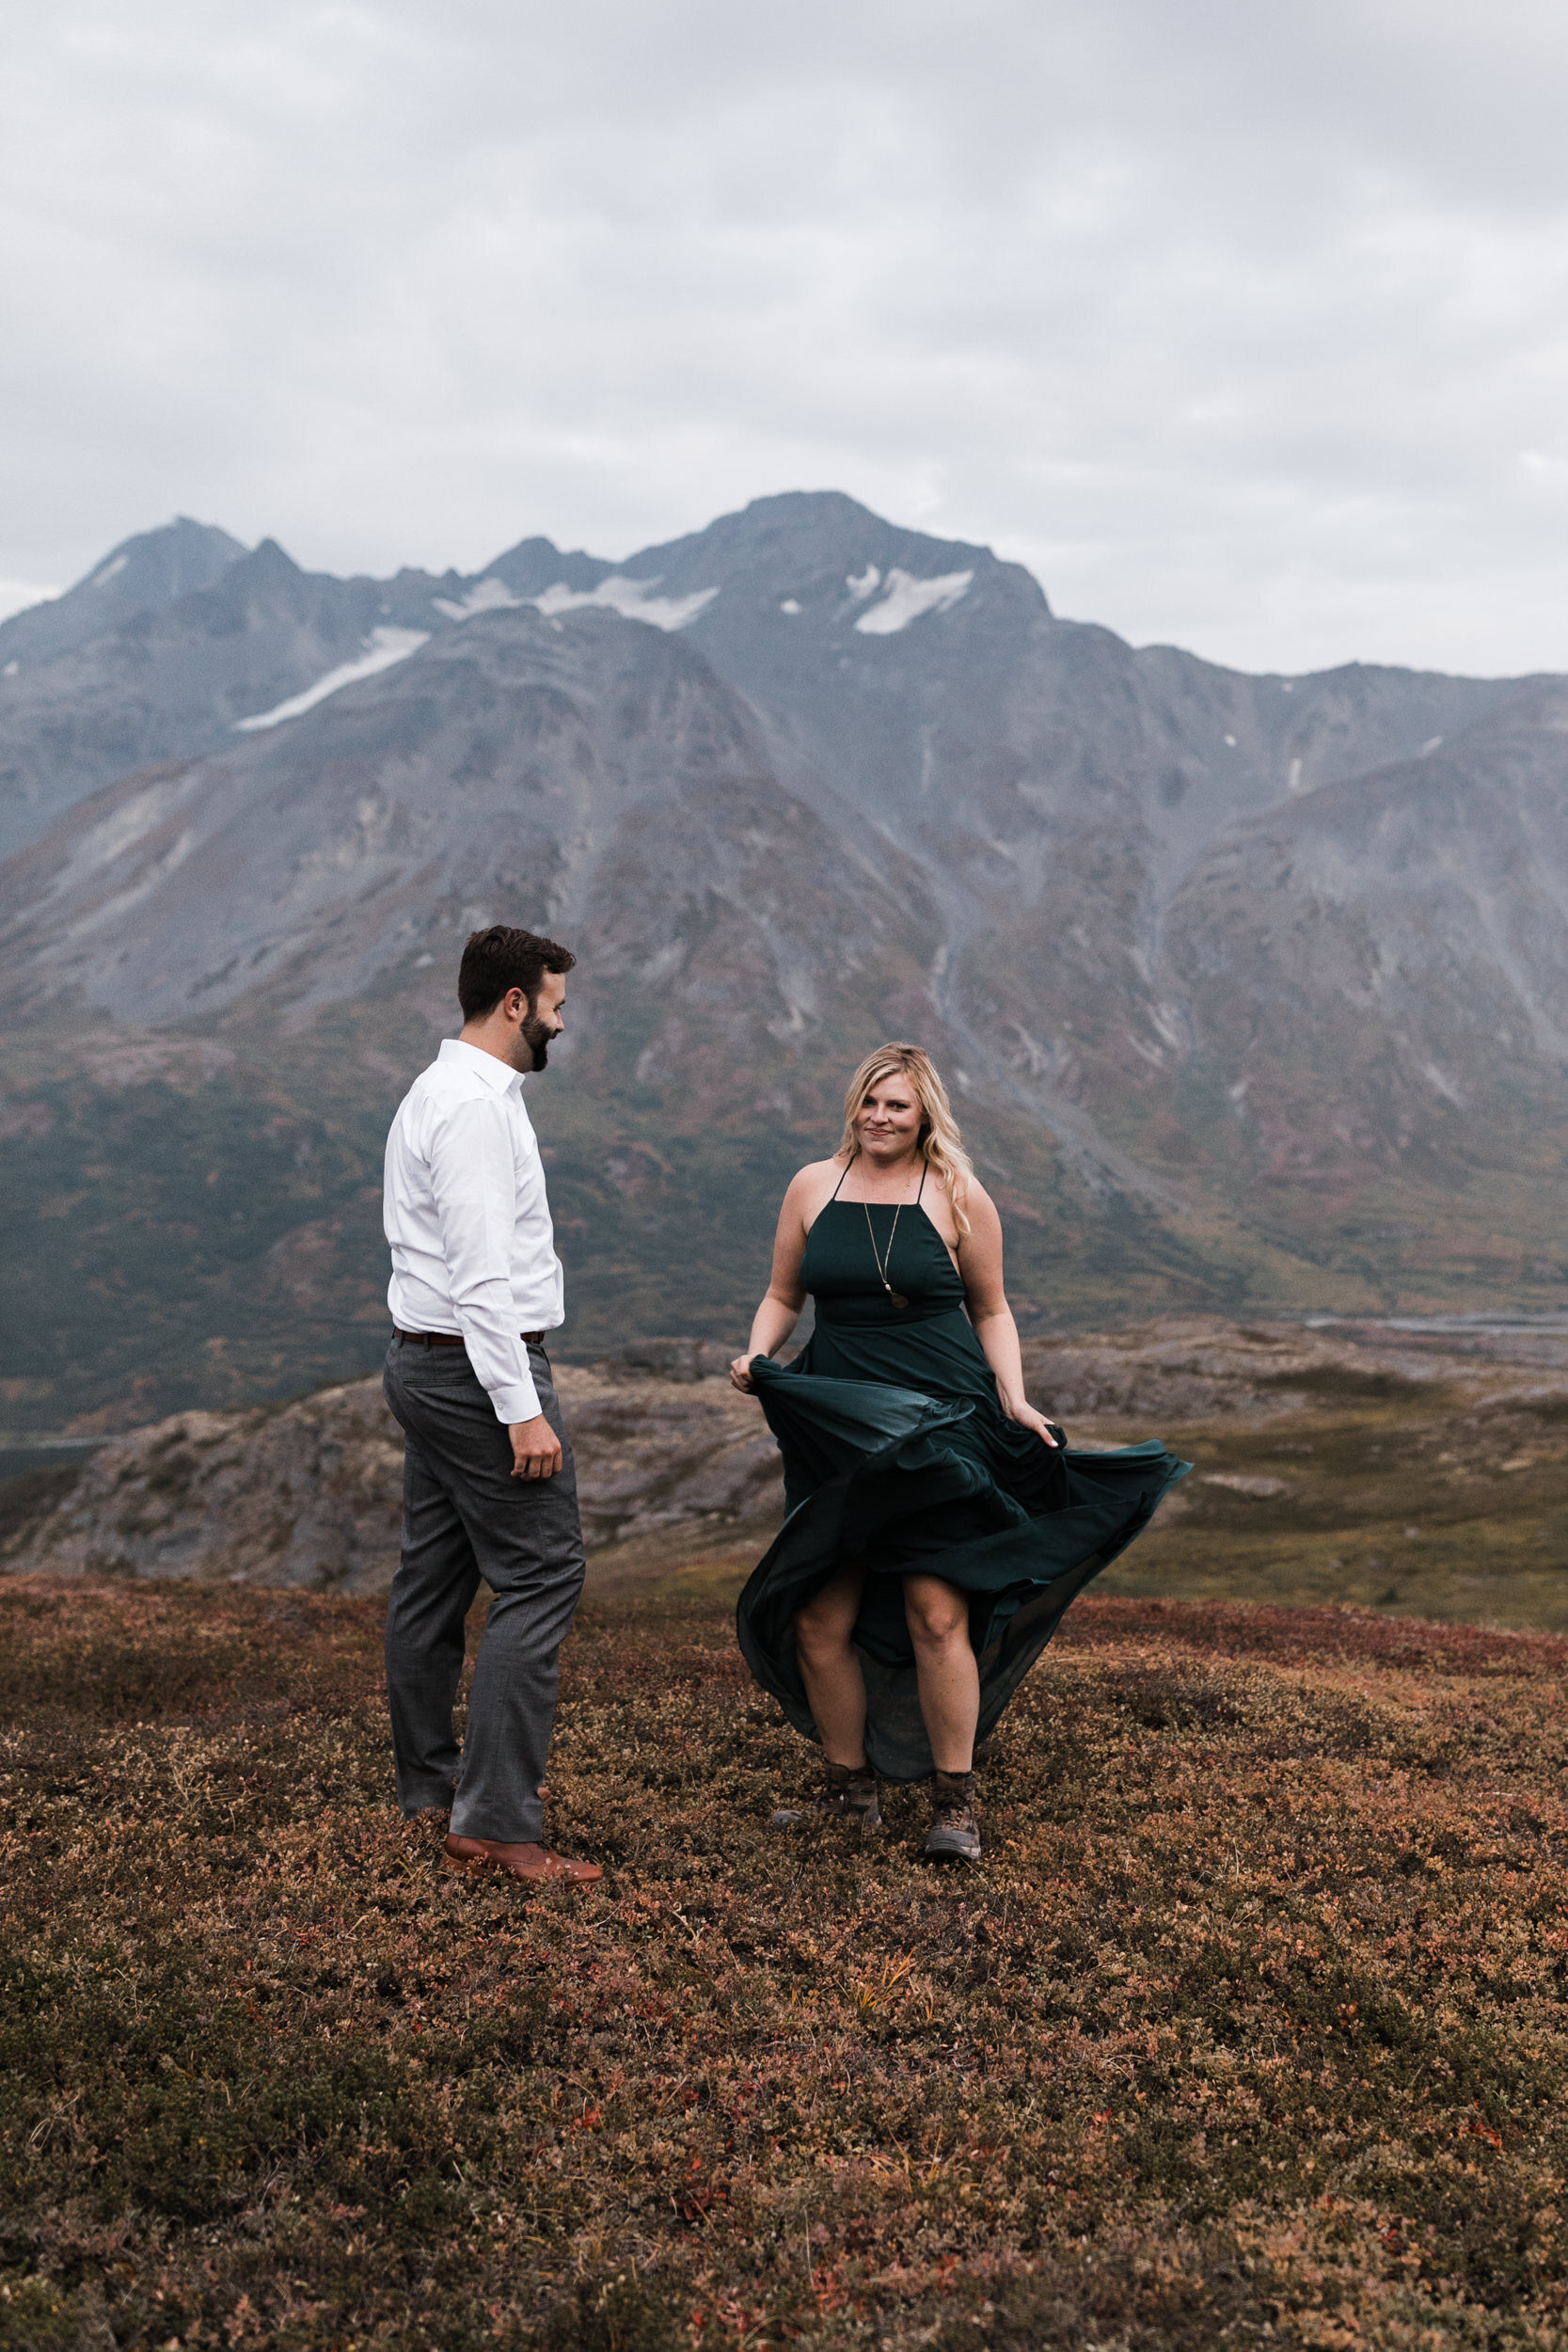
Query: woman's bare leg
[
  {"left": 793, "top": 1564, "right": 870, "bottom": 1766},
  {"left": 902, "top": 1574, "right": 979, "bottom": 1772}
]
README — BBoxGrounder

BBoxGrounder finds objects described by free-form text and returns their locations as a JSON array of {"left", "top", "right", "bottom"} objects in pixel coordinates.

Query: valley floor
[
  {"left": 1081, "top": 1368, "right": 1568, "bottom": 1635},
  {"left": 3, "top": 1570, "right": 1568, "bottom": 2349}
]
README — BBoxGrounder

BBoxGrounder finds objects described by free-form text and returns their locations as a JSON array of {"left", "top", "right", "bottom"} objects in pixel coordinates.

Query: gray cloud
[{"left": 5, "top": 0, "right": 1568, "bottom": 672}]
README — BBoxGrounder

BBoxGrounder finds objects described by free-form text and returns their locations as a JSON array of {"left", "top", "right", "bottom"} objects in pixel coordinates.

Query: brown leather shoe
[{"left": 442, "top": 1834, "right": 603, "bottom": 1884}]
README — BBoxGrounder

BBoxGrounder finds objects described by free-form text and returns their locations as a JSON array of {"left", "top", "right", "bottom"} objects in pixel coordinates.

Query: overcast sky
[{"left": 5, "top": 0, "right": 1568, "bottom": 674}]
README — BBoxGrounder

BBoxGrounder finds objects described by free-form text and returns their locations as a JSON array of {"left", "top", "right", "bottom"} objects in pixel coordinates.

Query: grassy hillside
[
  {"left": 5, "top": 1568, "right": 1568, "bottom": 2349},
  {"left": 1084, "top": 1368, "right": 1568, "bottom": 1634},
  {"left": 0, "top": 977, "right": 1462, "bottom": 1436}
]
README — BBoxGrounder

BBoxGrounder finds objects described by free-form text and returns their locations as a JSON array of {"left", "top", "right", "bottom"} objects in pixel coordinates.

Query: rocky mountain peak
[
  {"left": 0, "top": 532, "right": 390, "bottom": 859},
  {"left": 0, "top": 516, "right": 247, "bottom": 671},
  {"left": 230, "top": 535, "right": 304, "bottom": 585},
  {"left": 483, "top": 535, "right": 615, "bottom": 599},
  {"left": 623, "top": 486, "right": 1050, "bottom": 639},
  {"left": 471, "top": 490, "right": 1050, "bottom": 660}
]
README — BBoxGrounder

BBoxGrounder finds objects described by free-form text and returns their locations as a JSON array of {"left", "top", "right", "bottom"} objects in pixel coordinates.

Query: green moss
[
  {"left": 1101, "top": 1383, "right": 1568, "bottom": 1629},
  {"left": 0, "top": 2274, "right": 112, "bottom": 2351}
]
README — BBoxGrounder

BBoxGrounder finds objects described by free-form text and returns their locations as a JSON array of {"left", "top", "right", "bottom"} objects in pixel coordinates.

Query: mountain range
[{"left": 2, "top": 490, "right": 1565, "bottom": 1434}]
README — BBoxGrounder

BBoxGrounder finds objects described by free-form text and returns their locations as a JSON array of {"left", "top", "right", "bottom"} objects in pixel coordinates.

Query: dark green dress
[{"left": 735, "top": 1179, "right": 1191, "bottom": 1780}]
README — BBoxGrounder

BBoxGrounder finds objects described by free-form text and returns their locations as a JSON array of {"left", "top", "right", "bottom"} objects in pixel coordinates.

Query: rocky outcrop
[
  {"left": 7, "top": 1384, "right": 405, "bottom": 1590},
  {"left": 1, "top": 1362, "right": 784, "bottom": 1593},
  {"left": 12, "top": 1315, "right": 1552, "bottom": 1597},
  {"left": 1017, "top": 1317, "right": 1458, "bottom": 1424}
]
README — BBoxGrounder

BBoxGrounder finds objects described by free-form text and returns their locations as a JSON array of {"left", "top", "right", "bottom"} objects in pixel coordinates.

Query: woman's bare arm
[
  {"left": 956, "top": 1182, "right": 1059, "bottom": 1446},
  {"left": 730, "top": 1166, "right": 827, "bottom": 1391}
]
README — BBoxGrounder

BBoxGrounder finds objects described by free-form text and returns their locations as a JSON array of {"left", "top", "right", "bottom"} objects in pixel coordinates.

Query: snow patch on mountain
[
  {"left": 854, "top": 568, "right": 974, "bottom": 636},
  {"left": 528, "top": 576, "right": 718, "bottom": 631},
  {"left": 232, "top": 628, "right": 430, "bottom": 731},
  {"left": 433, "top": 578, "right": 520, "bottom": 621}
]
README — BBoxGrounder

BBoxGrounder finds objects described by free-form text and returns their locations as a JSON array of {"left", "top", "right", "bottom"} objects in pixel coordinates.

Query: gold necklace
[{"left": 861, "top": 1168, "right": 914, "bottom": 1309}]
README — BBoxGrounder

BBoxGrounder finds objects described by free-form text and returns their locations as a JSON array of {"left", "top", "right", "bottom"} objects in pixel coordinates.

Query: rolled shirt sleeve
[{"left": 427, "top": 1094, "right": 542, "bottom": 1425}]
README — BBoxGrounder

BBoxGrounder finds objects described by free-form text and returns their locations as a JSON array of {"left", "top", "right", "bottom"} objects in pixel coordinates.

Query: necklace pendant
[{"left": 863, "top": 1193, "right": 910, "bottom": 1311}]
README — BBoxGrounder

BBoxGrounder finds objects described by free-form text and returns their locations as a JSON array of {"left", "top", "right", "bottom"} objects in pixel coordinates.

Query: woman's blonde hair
[{"left": 837, "top": 1042, "right": 975, "bottom": 1236}]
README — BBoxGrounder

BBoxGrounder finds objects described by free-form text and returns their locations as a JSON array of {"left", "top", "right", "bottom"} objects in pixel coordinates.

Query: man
[{"left": 381, "top": 924, "right": 600, "bottom": 1885}]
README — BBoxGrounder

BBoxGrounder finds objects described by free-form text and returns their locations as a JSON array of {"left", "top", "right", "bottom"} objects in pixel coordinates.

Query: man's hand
[{"left": 509, "top": 1414, "right": 562, "bottom": 1480}]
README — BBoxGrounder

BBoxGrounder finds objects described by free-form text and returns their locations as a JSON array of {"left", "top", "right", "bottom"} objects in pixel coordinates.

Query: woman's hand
[
  {"left": 1001, "top": 1393, "right": 1059, "bottom": 1447},
  {"left": 729, "top": 1355, "right": 757, "bottom": 1394}
]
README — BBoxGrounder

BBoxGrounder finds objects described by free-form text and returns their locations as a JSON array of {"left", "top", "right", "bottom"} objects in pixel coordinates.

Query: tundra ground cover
[
  {"left": 1093, "top": 1371, "right": 1568, "bottom": 1633},
  {"left": 3, "top": 1569, "right": 1568, "bottom": 2350}
]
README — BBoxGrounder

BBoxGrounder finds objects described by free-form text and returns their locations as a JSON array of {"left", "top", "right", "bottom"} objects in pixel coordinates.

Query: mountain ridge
[
  {"left": 0, "top": 516, "right": 245, "bottom": 672},
  {"left": 2, "top": 489, "right": 1565, "bottom": 1432}
]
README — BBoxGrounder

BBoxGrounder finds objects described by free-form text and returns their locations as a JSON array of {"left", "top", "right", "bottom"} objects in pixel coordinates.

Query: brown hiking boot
[
  {"left": 922, "top": 1769, "right": 981, "bottom": 1865},
  {"left": 770, "top": 1759, "right": 882, "bottom": 1831}
]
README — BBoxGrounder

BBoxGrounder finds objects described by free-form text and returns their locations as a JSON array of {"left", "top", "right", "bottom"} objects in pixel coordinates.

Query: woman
[{"left": 731, "top": 1043, "right": 1188, "bottom": 1865}]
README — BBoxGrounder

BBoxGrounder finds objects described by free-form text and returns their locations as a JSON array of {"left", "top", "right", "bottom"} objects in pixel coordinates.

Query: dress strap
[
  {"left": 916, "top": 1158, "right": 928, "bottom": 1204},
  {"left": 829, "top": 1157, "right": 853, "bottom": 1202}
]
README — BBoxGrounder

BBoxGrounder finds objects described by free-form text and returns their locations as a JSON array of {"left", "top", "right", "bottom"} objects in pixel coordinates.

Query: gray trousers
[{"left": 382, "top": 1336, "right": 585, "bottom": 1843}]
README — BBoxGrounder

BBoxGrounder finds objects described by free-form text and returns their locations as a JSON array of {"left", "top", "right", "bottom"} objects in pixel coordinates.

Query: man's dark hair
[{"left": 458, "top": 926, "right": 577, "bottom": 1021}]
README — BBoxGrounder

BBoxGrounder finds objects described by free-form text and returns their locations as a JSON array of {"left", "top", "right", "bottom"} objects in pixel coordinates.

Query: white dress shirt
[{"left": 384, "top": 1037, "right": 564, "bottom": 1425}]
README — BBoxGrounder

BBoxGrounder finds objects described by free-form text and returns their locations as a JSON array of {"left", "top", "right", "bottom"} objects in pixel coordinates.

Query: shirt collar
[{"left": 439, "top": 1036, "right": 525, "bottom": 1097}]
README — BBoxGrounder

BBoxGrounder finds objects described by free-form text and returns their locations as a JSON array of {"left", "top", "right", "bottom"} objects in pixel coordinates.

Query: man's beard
[{"left": 519, "top": 1012, "right": 552, "bottom": 1071}]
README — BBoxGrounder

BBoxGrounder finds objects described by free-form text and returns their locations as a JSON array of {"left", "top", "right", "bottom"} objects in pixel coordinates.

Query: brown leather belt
[{"left": 395, "top": 1329, "right": 546, "bottom": 1347}]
